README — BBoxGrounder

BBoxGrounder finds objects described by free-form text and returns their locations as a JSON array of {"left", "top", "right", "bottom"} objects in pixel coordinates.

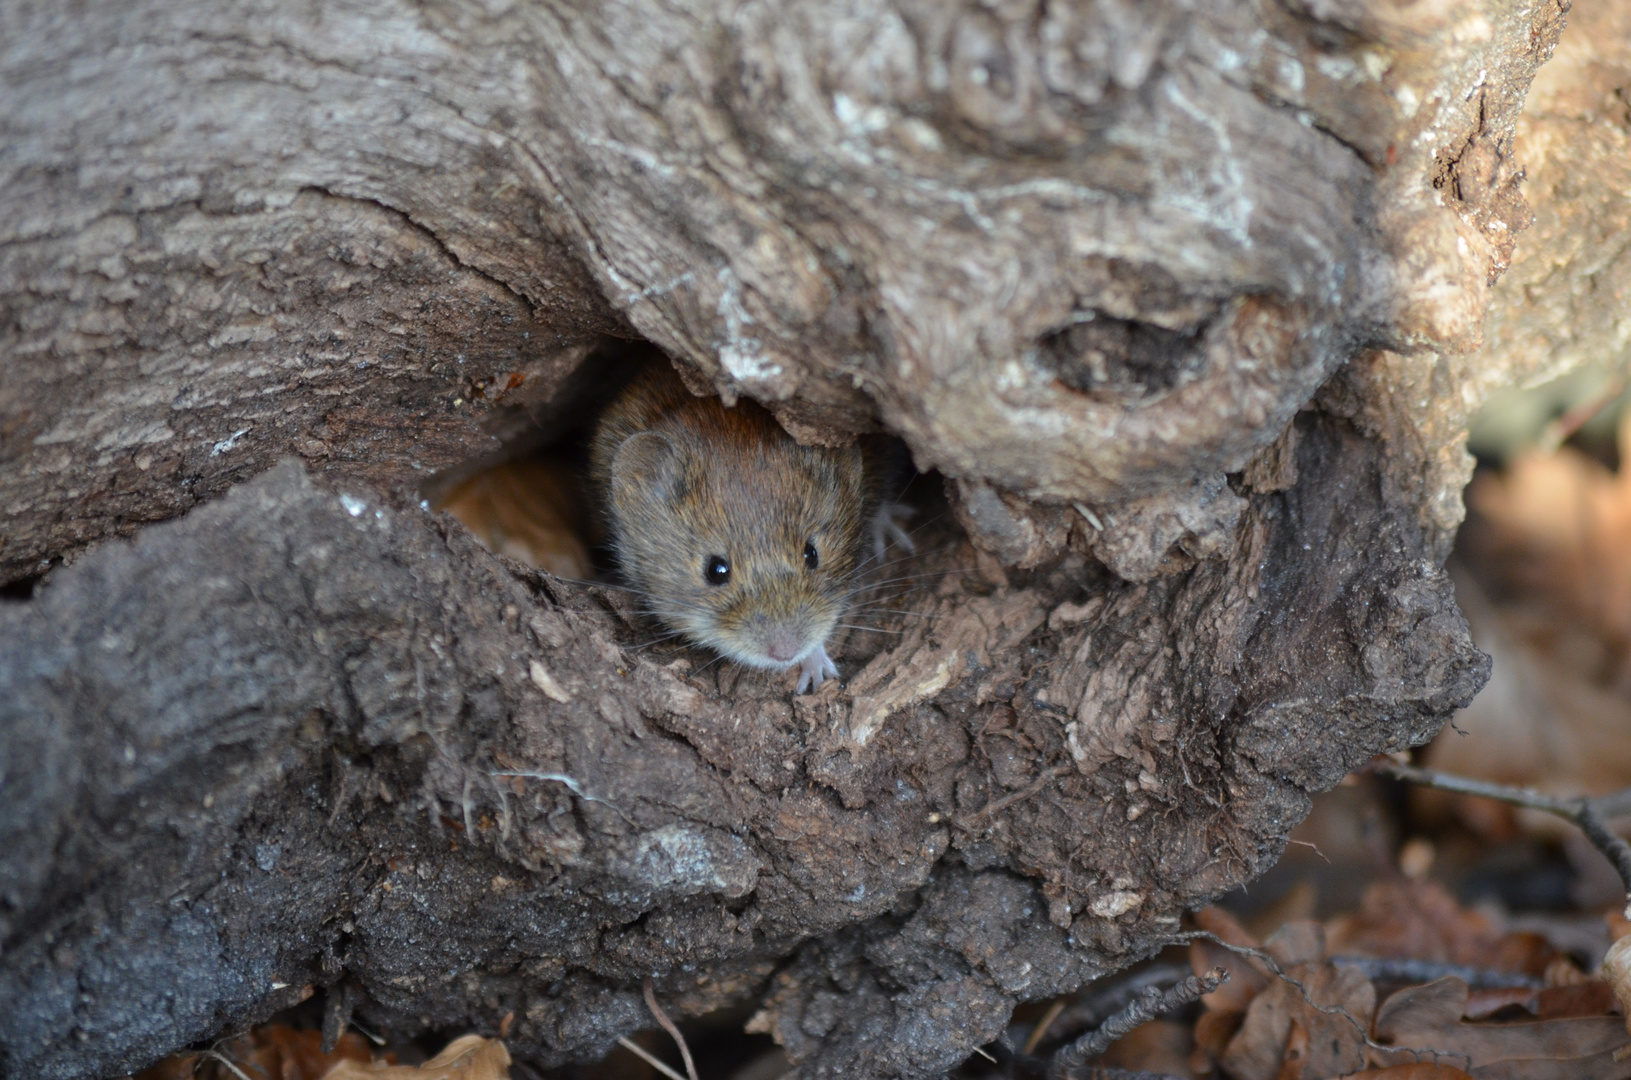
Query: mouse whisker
[
  {"left": 842, "top": 568, "right": 974, "bottom": 592},
  {"left": 689, "top": 653, "right": 731, "bottom": 680},
  {"left": 848, "top": 512, "right": 949, "bottom": 573},
  {"left": 624, "top": 629, "right": 693, "bottom": 652},
  {"left": 848, "top": 550, "right": 919, "bottom": 577},
  {"left": 843, "top": 608, "right": 935, "bottom": 620},
  {"left": 834, "top": 583, "right": 943, "bottom": 605}
]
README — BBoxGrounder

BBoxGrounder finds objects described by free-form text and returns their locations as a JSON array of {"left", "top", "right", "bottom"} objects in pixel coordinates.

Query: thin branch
[
  {"left": 643, "top": 977, "right": 699, "bottom": 1080},
  {"left": 617, "top": 1038, "right": 688, "bottom": 1080},
  {"left": 1368, "top": 760, "right": 1631, "bottom": 903},
  {"left": 1330, "top": 954, "right": 1543, "bottom": 990},
  {"left": 1539, "top": 373, "right": 1628, "bottom": 452},
  {"left": 1042, "top": 964, "right": 1196, "bottom": 1047},
  {"left": 1047, "top": 968, "right": 1225, "bottom": 1080},
  {"left": 1023, "top": 999, "right": 1069, "bottom": 1055},
  {"left": 200, "top": 1051, "right": 260, "bottom": 1080},
  {"left": 1050, "top": 1070, "right": 1189, "bottom": 1080}
]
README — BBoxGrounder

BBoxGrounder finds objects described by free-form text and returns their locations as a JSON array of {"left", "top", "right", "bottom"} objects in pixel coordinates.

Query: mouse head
[{"left": 608, "top": 423, "right": 866, "bottom": 673}]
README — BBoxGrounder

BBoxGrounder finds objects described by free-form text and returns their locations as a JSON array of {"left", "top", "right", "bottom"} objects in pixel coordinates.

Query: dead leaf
[
  {"left": 1534, "top": 982, "right": 1616, "bottom": 1020},
  {"left": 1427, "top": 417, "right": 1631, "bottom": 834},
  {"left": 1463, "top": 987, "right": 1540, "bottom": 1021},
  {"left": 1274, "top": 1016, "right": 1311, "bottom": 1080},
  {"left": 1191, "top": 906, "right": 1273, "bottom": 1075},
  {"left": 320, "top": 1035, "right": 509, "bottom": 1080},
  {"left": 1463, "top": 414, "right": 1631, "bottom": 662},
  {"left": 1193, "top": 906, "right": 1272, "bottom": 1013},
  {"left": 1335, "top": 1067, "right": 1476, "bottom": 1079},
  {"left": 1373, "top": 977, "right": 1631, "bottom": 1079},
  {"left": 133, "top": 1057, "right": 200, "bottom": 1080},
  {"left": 1326, "top": 882, "right": 1555, "bottom": 978},
  {"left": 1097, "top": 1017, "right": 1193, "bottom": 1077},
  {"left": 1194, "top": 1006, "right": 1249, "bottom": 1076},
  {"left": 1266, "top": 921, "right": 1328, "bottom": 968},
  {"left": 1219, "top": 960, "right": 1374, "bottom": 1080},
  {"left": 135, "top": 1026, "right": 378, "bottom": 1080}
]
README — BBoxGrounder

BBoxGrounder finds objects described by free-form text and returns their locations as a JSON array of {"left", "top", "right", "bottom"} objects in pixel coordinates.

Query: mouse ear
[{"left": 610, "top": 432, "right": 689, "bottom": 505}]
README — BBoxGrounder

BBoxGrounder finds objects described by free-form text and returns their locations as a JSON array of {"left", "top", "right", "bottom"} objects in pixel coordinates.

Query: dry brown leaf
[
  {"left": 320, "top": 1035, "right": 510, "bottom": 1080},
  {"left": 1325, "top": 882, "right": 1555, "bottom": 978},
  {"left": 1423, "top": 570, "right": 1631, "bottom": 836},
  {"left": 1265, "top": 921, "right": 1327, "bottom": 968},
  {"left": 1337, "top": 1068, "right": 1472, "bottom": 1079},
  {"left": 1190, "top": 906, "right": 1276, "bottom": 1075},
  {"left": 1198, "top": 905, "right": 1264, "bottom": 948},
  {"left": 1457, "top": 981, "right": 1616, "bottom": 1024},
  {"left": 1192, "top": 906, "right": 1271, "bottom": 1012},
  {"left": 1218, "top": 959, "right": 1374, "bottom": 1080},
  {"left": 1373, "top": 977, "right": 1631, "bottom": 1079},
  {"left": 133, "top": 1056, "right": 201, "bottom": 1080},
  {"left": 1193, "top": 1007, "right": 1248, "bottom": 1077},
  {"left": 1534, "top": 981, "right": 1616, "bottom": 1020},
  {"left": 1463, "top": 988, "right": 1541, "bottom": 1021},
  {"left": 1425, "top": 415, "right": 1631, "bottom": 828},
  {"left": 1464, "top": 413, "right": 1631, "bottom": 656},
  {"left": 1273, "top": 1016, "right": 1311, "bottom": 1080},
  {"left": 1605, "top": 911, "right": 1631, "bottom": 943},
  {"left": 135, "top": 1025, "right": 378, "bottom": 1080},
  {"left": 1096, "top": 1017, "right": 1194, "bottom": 1077},
  {"left": 438, "top": 458, "right": 592, "bottom": 579}
]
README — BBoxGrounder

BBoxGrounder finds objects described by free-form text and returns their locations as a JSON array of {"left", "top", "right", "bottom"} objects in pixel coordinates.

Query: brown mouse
[{"left": 591, "top": 364, "right": 906, "bottom": 692}]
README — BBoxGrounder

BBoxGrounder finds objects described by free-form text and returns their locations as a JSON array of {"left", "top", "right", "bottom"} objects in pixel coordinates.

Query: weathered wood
[
  {"left": 0, "top": 0, "right": 1576, "bottom": 1077},
  {"left": 1, "top": 0, "right": 1562, "bottom": 582}
]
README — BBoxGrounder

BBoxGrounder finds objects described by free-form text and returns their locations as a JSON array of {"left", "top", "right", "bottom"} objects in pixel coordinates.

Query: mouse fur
[{"left": 591, "top": 364, "right": 874, "bottom": 692}]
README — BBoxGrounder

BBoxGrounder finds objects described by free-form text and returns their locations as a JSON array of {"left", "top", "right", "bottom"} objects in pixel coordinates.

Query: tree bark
[{"left": 0, "top": 1, "right": 1572, "bottom": 1078}]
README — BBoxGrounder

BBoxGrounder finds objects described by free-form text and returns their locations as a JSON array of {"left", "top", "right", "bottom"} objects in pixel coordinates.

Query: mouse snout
[
  {"left": 761, "top": 622, "right": 803, "bottom": 663},
  {"left": 748, "top": 613, "right": 806, "bottom": 663}
]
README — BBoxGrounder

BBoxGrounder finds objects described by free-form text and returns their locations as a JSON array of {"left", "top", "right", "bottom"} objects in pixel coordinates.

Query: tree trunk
[{"left": 0, "top": 1, "right": 1573, "bottom": 1077}]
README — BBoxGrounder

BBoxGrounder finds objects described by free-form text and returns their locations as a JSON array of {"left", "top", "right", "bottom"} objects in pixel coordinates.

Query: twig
[
  {"left": 1368, "top": 760, "right": 1631, "bottom": 906},
  {"left": 1023, "top": 999, "right": 1069, "bottom": 1055},
  {"left": 348, "top": 1016, "right": 388, "bottom": 1046},
  {"left": 1538, "top": 374, "right": 1628, "bottom": 453},
  {"left": 1049, "top": 1070, "right": 1188, "bottom": 1080},
  {"left": 1329, "top": 954, "right": 1543, "bottom": 990},
  {"left": 617, "top": 1037, "right": 688, "bottom": 1080},
  {"left": 643, "top": 977, "right": 699, "bottom": 1080},
  {"left": 1042, "top": 964, "right": 1195, "bottom": 1047},
  {"left": 1047, "top": 968, "right": 1225, "bottom": 1079},
  {"left": 200, "top": 1051, "right": 260, "bottom": 1080},
  {"left": 321, "top": 982, "right": 356, "bottom": 1055}
]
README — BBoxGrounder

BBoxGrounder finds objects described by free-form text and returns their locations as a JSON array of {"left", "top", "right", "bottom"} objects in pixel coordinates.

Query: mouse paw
[
  {"left": 795, "top": 647, "right": 840, "bottom": 694},
  {"left": 870, "top": 500, "right": 918, "bottom": 562}
]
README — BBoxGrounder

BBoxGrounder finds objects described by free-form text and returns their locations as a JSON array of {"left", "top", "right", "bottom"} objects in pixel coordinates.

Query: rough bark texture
[
  {"left": 1477, "top": 0, "right": 1631, "bottom": 389},
  {"left": 0, "top": 1, "right": 1577, "bottom": 1078}
]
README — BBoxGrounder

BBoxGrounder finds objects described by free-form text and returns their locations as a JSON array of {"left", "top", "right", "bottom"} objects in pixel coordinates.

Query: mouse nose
[{"left": 762, "top": 624, "right": 802, "bottom": 663}]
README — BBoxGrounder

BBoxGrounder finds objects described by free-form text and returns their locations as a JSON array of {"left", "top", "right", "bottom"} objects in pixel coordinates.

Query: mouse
[{"left": 590, "top": 363, "right": 909, "bottom": 693}]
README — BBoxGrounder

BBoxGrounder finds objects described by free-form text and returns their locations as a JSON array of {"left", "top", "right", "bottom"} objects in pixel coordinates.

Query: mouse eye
[
  {"left": 704, "top": 555, "right": 731, "bottom": 586},
  {"left": 802, "top": 540, "right": 819, "bottom": 571}
]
